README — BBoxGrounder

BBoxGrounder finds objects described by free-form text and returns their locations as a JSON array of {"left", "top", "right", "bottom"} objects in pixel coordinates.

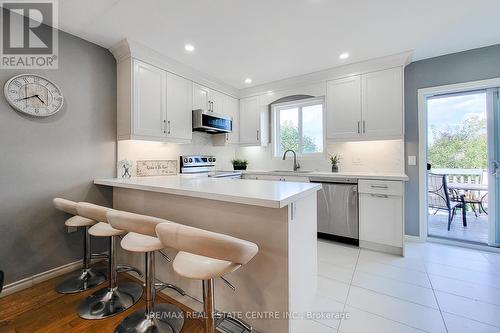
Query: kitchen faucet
[{"left": 282, "top": 150, "right": 300, "bottom": 171}]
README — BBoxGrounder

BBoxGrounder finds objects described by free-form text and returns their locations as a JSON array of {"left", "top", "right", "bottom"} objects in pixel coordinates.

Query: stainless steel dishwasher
[{"left": 310, "top": 177, "right": 359, "bottom": 245}]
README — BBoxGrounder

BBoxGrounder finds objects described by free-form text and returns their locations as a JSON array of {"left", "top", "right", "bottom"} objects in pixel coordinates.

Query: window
[{"left": 273, "top": 97, "right": 324, "bottom": 157}]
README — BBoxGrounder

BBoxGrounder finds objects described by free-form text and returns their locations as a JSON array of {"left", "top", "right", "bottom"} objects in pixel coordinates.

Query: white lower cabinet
[{"left": 358, "top": 179, "right": 404, "bottom": 254}]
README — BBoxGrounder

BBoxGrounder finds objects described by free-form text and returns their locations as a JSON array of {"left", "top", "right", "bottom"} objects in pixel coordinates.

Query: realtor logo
[{"left": 0, "top": 0, "right": 58, "bottom": 69}]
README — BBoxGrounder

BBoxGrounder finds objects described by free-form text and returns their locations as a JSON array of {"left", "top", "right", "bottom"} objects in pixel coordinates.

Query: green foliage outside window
[
  {"left": 428, "top": 115, "right": 487, "bottom": 169},
  {"left": 280, "top": 120, "right": 318, "bottom": 153}
]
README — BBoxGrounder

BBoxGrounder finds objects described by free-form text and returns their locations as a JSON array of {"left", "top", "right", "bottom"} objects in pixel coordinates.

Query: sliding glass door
[{"left": 487, "top": 88, "right": 500, "bottom": 246}]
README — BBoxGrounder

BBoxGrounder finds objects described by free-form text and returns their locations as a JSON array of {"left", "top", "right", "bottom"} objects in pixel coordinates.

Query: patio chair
[{"left": 428, "top": 173, "right": 466, "bottom": 230}]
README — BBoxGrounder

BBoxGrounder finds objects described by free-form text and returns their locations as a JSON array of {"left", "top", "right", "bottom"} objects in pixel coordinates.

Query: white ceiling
[{"left": 58, "top": 0, "right": 500, "bottom": 89}]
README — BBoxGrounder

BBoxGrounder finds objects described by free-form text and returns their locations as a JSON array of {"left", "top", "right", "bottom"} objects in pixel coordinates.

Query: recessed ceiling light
[
  {"left": 339, "top": 52, "right": 350, "bottom": 60},
  {"left": 244, "top": 78, "right": 252, "bottom": 84},
  {"left": 185, "top": 44, "right": 195, "bottom": 52}
]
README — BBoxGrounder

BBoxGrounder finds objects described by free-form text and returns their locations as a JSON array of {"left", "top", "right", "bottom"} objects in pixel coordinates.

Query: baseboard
[
  {"left": 359, "top": 240, "right": 403, "bottom": 256},
  {"left": 0, "top": 260, "right": 83, "bottom": 298},
  {"left": 405, "top": 235, "right": 424, "bottom": 242}
]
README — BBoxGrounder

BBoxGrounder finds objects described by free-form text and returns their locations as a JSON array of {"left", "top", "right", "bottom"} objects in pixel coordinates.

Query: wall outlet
[
  {"left": 67, "top": 226, "right": 78, "bottom": 233},
  {"left": 408, "top": 155, "right": 417, "bottom": 166}
]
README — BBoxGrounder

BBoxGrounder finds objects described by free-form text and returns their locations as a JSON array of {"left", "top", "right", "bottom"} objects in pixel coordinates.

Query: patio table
[{"left": 448, "top": 183, "right": 488, "bottom": 216}]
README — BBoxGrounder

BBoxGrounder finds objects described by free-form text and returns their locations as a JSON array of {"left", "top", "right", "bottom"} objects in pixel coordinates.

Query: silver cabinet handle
[
  {"left": 370, "top": 184, "right": 388, "bottom": 189},
  {"left": 167, "top": 120, "right": 171, "bottom": 134},
  {"left": 370, "top": 194, "right": 388, "bottom": 198},
  {"left": 357, "top": 121, "right": 360, "bottom": 134},
  {"left": 163, "top": 119, "right": 166, "bottom": 133},
  {"left": 257, "top": 129, "right": 260, "bottom": 141},
  {"left": 363, "top": 120, "right": 366, "bottom": 134}
]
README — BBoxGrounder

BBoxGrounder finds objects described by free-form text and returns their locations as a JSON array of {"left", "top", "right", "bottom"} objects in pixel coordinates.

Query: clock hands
[{"left": 15, "top": 94, "right": 46, "bottom": 105}]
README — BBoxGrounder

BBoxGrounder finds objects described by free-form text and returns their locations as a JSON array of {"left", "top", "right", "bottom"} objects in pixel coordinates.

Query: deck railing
[{"left": 431, "top": 168, "right": 487, "bottom": 185}]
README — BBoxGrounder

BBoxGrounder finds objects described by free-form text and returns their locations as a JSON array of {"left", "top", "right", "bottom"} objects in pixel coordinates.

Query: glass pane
[
  {"left": 279, "top": 107, "right": 299, "bottom": 154},
  {"left": 302, "top": 104, "right": 323, "bottom": 153}
]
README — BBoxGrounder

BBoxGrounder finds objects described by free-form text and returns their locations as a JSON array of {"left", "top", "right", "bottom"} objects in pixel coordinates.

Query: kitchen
[{"left": 2, "top": 2, "right": 500, "bottom": 333}]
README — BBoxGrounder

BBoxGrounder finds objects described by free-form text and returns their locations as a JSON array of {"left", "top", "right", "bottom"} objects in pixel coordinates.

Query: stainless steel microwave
[{"left": 192, "top": 109, "right": 232, "bottom": 134}]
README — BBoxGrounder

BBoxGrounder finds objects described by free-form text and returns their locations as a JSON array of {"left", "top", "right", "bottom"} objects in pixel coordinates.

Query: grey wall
[
  {"left": 0, "top": 29, "right": 116, "bottom": 284},
  {"left": 405, "top": 44, "right": 500, "bottom": 236}
]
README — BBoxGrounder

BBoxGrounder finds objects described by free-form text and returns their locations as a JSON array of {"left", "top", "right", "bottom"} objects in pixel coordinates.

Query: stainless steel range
[{"left": 180, "top": 155, "right": 241, "bottom": 179}]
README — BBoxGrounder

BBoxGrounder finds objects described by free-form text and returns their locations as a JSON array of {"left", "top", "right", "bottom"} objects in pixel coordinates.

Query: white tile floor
[{"left": 303, "top": 239, "right": 500, "bottom": 333}]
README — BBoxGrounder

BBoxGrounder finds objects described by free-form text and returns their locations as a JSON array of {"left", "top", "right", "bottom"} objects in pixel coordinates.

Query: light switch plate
[{"left": 408, "top": 155, "right": 417, "bottom": 166}]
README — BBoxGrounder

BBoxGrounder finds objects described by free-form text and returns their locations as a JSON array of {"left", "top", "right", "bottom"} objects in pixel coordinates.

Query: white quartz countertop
[
  {"left": 94, "top": 176, "right": 321, "bottom": 209},
  {"left": 241, "top": 170, "right": 409, "bottom": 181}
]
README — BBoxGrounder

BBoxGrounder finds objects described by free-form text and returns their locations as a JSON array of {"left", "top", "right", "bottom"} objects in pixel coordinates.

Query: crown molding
[
  {"left": 110, "top": 39, "right": 240, "bottom": 98},
  {"left": 239, "top": 50, "right": 413, "bottom": 98}
]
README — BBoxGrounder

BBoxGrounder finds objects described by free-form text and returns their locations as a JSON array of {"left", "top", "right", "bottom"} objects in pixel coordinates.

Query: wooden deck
[{"left": 428, "top": 211, "right": 489, "bottom": 244}]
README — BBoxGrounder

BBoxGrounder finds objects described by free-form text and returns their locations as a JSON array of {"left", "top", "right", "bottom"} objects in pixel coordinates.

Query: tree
[
  {"left": 280, "top": 121, "right": 318, "bottom": 153},
  {"left": 428, "top": 115, "right": 487, "bottom": 169}
]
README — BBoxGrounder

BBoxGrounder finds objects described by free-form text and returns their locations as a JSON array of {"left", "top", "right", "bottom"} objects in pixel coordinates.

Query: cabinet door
[
  {"left": 239, "top": 96, "right": 261, "bottom": 145},
  {"left": 359, "top": 193, "right": 403, "bottom": 248},
  {"left": 361, "top": 67, "right": 403, "bottom": 138},
  {"left": 326, "top": 76, "right": 362, "bottom": 140},
  {"left": 133, "top": 60, "right": 167, "bottom": 138},
  {"left": 225, "top": 96, "right": 239, "bottom": 143},
  {"left": 210, "top": 90, "right": 226, "bottom": 114},
  {"left": 192, "top": 83, "right": 210, "bottom": 111},
  {"left": 166, "top": 72, "right": 193, "bottom": 141}
]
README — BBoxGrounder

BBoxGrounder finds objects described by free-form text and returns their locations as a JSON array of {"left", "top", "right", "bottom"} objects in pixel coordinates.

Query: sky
[{"left": 427, "top": 92, "right": 486, "bottom": 145}]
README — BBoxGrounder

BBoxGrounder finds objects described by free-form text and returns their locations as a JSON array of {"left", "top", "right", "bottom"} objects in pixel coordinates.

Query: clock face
[{"left": 4, "top": 74, "right": 64, "bottom": 117}]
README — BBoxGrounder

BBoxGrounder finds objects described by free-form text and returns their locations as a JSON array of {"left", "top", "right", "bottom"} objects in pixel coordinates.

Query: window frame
[{"left": 271, "top": 96, "right": 326, "bottom": 159}]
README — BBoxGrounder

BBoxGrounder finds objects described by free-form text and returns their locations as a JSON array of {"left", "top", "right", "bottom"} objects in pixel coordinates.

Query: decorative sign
[{"left": 136, "top": 160, "right": 177, "bottom": 177}]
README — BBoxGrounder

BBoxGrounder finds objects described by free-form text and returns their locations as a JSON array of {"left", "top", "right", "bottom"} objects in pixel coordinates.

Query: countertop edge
[{"left": 94, "top": 179, "right": 321, "bottom": 209}]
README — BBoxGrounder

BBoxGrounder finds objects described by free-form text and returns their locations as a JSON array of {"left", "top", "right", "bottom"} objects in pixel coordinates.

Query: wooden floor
[{"left": 0, "top": 270, "right": 204, "bottom": 333}]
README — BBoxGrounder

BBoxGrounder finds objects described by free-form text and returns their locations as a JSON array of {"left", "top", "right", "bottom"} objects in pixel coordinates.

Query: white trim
[
  {"left": 427, "top": 236, "right": 500, "bottom": 254},
  {"left": 417, "top": 77, "right": 500, "bottom": 242},
  {"left": 0, "top": 260, "right": 83, "bottom": 298}
]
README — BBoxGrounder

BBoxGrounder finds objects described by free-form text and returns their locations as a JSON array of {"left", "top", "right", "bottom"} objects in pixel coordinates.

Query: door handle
[
  {"left": 370, "top": 194, "right": 388, "bottom": 198},
  {"left": 167, "top": 120, "right": 171, "bottom": 134},
  {"left": 357, "top": 121, "right": 360, "bottom": 134},
  {"left": 163, "top": 119, "right": 166, "bottom": 133},
  {"left": 370, "top": 185, "right": 388, "bottom": 189},
  {"left": 491, "top": 160, "right": 500, "bottom": 176},
  {"left": 257, "top": 129, "right": 260, "bottom": 141},
  {"left": 362, "top": 120, "right": 366, "bottom": 134}
]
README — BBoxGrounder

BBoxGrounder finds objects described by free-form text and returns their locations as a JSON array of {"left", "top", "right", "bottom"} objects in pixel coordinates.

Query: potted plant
[
  {"left": 328, "top": 153, "right": 342, "bottom": 173},
  {"left": 231, "top": 159, "right": 248, "bottom": 171}
]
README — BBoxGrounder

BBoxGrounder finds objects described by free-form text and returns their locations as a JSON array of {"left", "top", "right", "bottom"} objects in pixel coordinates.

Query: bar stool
[
  {"left": 53, "top": 198, "right": 107, "bottom": 293},
  {"left": 107, "top": 210, "right": 186, "bottom": 333},
  {"left": 76, "top": 202, "right": 143, "bottom": 320},
  {"left": 155, "top": 222, "right": 259, "bottom": 333}
]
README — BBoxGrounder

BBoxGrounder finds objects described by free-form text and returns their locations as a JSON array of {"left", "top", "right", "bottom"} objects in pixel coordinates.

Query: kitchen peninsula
[{"left": 95, "top": 176, "right": 322, "bottom": 333}]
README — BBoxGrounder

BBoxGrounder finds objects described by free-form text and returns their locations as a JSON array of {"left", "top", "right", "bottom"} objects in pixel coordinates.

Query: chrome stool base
[
  {"left": 55, "top": 266, "right": 107, "bottom": 294},
  {"left": 114, "top": 303, "right": 184, "bottom": 333},
  {"left": 78, "top": 282, "right": 143, "bottom": 319}
]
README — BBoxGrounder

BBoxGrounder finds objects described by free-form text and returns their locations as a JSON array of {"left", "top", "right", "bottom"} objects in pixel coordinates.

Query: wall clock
[{"left": 4, "top": 74, "right": 64, "bottom": 117}]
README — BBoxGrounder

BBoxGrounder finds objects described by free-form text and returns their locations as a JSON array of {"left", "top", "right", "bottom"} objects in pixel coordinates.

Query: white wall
[
  {"left": 117, "top": 133, "right": 237, "bottom": 175},
  {"left": 237, "top": 140, "right": 404, "bottom": 173}
]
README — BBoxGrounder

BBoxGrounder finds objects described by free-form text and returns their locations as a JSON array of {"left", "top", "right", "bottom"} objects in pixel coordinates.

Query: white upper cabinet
[
  {"left": 326, "top": 76, "right": 362, "bottom": 140},
  {"left": 116, "top": 58, "right": 192, "bottom": 142},
  {"left": 210, "top": 90, "right": 226, "bottom": 114},
  {"left": 166, "top": 72, "right": 193, "bottom": 141},
  {"left": 239, "top": 95, "right": 268, "bottom": 146},
  {"left": 326, "top": 67, "right": 403, "bottom": 141},
  {"left": 132, "top": 60, "right": 167, "bottom": 138},
  {"left": 192, "top": 83, "right": 210, "bottom": 111},
  {"left": 362, "top": 67, "right": 403, "bottom": 138}
]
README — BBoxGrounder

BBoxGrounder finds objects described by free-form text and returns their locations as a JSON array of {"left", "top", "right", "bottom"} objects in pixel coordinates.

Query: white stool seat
[
  {"left": 121, "top": 232, "right": 164, "bottom": 252},
  {"left": 173, "top": 252, "right": 240, "bottom": 280},
  {"left": 65, "top": 216, "right": 96, "bottom": 227},
  {"left": 89, "top": 222, "right": 126, "bottom": 237}
]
